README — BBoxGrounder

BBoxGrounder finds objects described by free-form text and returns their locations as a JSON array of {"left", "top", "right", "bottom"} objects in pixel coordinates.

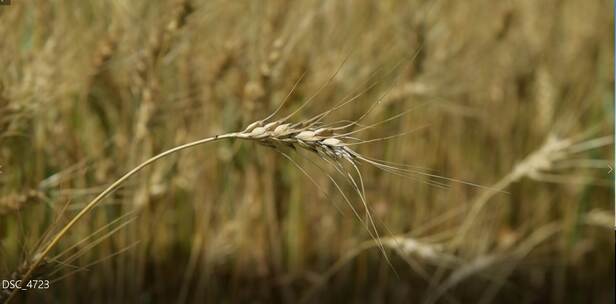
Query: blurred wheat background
[{"left": 0, "top": 0, "right": 614, "bottom": 303}]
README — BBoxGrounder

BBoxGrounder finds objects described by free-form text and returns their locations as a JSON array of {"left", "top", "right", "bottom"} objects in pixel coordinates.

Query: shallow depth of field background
[{"left": 0, "top": 1, "right": 614, "bottom": 303}]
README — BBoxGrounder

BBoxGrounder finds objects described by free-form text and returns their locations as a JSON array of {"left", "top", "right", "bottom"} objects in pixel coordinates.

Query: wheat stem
[{"left": 5, "top": 133, "right": 237, "bottom": 304}]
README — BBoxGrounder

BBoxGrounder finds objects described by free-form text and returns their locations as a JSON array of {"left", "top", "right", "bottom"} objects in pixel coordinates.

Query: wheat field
[{"left": 0, "top": 1, "right": 614, "bottom": 303}]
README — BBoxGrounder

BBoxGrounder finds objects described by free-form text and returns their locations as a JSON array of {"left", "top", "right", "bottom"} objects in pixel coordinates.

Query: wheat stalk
[
  {"left": 3, "top": 98, "right": 397, "bottom": 303},
  {"left": 4, "top": 45, "right": 422, "bottom": 301}
]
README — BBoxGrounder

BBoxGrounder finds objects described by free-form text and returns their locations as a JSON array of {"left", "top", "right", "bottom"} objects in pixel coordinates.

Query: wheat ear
[{"left": 6, "top": 108, "right": 390, "bottom": 303}]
